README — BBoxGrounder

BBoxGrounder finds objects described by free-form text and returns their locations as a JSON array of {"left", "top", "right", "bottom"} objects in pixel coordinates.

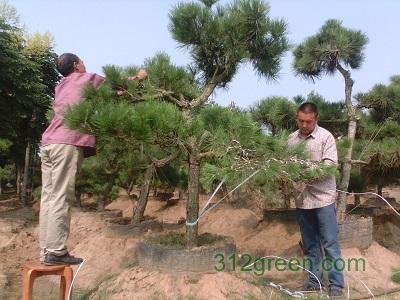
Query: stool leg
[
  {"left": 62, "top": 267, "right": 73, "bottom": 300},
  {"left": 59, "top": 275, "right": 66, "bottom": 300},
  {"left": 22, "top": 268, "right": 37, "bottom": 300}
]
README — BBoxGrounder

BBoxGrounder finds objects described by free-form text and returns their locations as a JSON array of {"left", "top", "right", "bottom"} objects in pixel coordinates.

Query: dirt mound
[
  {"left": 106, "top": 195, "right": 135, "bottom": 218},
  {"left": 0, "top": 269, "right": 9, "bottom": 299},
  {"left": 0, "top": 207, "right": 39, "bottom": 299},
  {"left": 73, "top": 230, "right": 139, "bottom": 289},
  {"left": 34, "top": 210, "right": 141, "bottom": 291},
  {"left": 374, "top": 218, "right": 400, "bottom": 255},
  {"left": 343, "top": 242, "right": 400, "bottom": 298},
  {"left": 1, "top": 190, "right": 400, "bottom": 299},
  {"left": 200, "top": 207, "right": 261, "bottom": 245},
  {"left": 89, "top": 267, "right": 267, "bottom": 300}
]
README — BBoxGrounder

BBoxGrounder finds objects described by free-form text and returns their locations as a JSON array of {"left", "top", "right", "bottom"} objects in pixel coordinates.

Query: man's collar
[{"left": 297, "top": 125, "right": 319, "bottom": 139}]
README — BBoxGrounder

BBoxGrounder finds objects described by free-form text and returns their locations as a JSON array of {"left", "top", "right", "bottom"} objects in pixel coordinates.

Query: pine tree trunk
[
  {"left": 337, "top": 118, "right": 357, "bottom": 221},
  {"left": 178, "top": 188, "right": 184, "bottom": 201},
  {"left": 97, "top": 194, "right": 106, "bottom": 211},
  {"left": 132, "top": 164, "right": 155, "bottom": 225},
  {"left": 354, "top": 194, "right": 361, "bottom": 206},
  {"left": 21, "top": 141, "right": 31, "bottom": 206},
  {"left": 75, "top": 190, "right": 82, "bottom": 207},
  {"left": 0, "top": 178, "right": 2, "bottom": 196},
  {"left": 153, "top": 186, "right": 158, "bottom": 197},
  {"left": 127, "top": 179, "right": 135, "bottom": 197},
  {"left": 281, "top": 182, "right": 291, "bottom": 208},
  {"left": 336, "top": 66, "right": 356, "bottom": 223},
  {"left": 16, "top": 163, "right": 22, "bottom": 198},
  {"left": 97, "top": 183, "right": 113, "bottom": 211},
  {"left": 186, "top": 154, "right": 200, "bottom": 248},
  {"left": 377, "top": 184, "right": 383, "bottom": 197}
]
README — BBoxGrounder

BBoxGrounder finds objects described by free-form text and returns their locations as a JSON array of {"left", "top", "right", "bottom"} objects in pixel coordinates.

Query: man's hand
[{"left": 127, "top": 69, "right": 148, "bottom": 81}]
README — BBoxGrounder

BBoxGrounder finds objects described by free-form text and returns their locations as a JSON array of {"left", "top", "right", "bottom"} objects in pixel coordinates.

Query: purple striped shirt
[
  {"left": 41, "top": 72, "right": 105, "bottom": 156},
  {"left": 288, "top": 125, "right": 338, "bottom": 209}
]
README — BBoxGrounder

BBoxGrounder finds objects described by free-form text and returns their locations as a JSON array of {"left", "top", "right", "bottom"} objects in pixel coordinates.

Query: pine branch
[
  {"left": 117, "top": 88, "right": 143, "bottom": 102},
  {"left": 199, "top": 151, "right": 215, "bottom": 159},
  {"left": 189, "top": 67, "right": 220, "bottom": 109},
  {"left": 177, "top": 138, "right": 190, "bottom": 155},
  {"left": 153, "top": 152, "right": 179, "bottom": 168},
  {"left": 335, "top": 63, "right": 350, "bottom": 81},
  {"left": 152, "top": 88, "right": 189, "bottom": 108},
  {"left": 350, "top": 159, "right": 368, "bottom": 165}
]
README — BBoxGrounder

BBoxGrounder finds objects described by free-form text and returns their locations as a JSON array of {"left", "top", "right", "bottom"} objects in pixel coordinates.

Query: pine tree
[
  {"left": 250, "top": 97, "right": 297, "bottom": 135},
  {"left": 356, "top": 76, "right": 400, "bottom": 196},
  {"left": 66, "top": 0, "right": 338, "bottom": 248},
  {"left": 168, "top": 0, "right": 291, "bottom": 246},
  {"left": 65, "top": 75, "right": 184, "bottom": 222}
]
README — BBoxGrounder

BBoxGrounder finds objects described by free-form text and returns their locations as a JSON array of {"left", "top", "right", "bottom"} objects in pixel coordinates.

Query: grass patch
[
  {"left": 72, "top": 290, "right": 92, "bottom": 300},
  {"left": 75, "top": 273, "right": 119, "bottom": 300},
  {"left": 148, "top": 232, "right": 228, "bottom": 248},
  {"left": 391, "top": 267, "right": 400, "bottom": 283},
  {"left": 251, "top": 276, "right": 269, "bottom": 287},
  {"left": 121, "top": 257, "right": 139, "bottom": 269},
  {"left": 243, "top": 293, "right": 259, "bottom": 300}
]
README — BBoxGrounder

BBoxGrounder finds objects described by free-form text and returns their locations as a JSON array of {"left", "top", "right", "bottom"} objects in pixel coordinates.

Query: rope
[
  {"left": 246, "top": 255, "right": 323, "bottom": 299},
  {"left": 345, "top": 272, "right": 375, "bottom": 299},
  {"left": 186, "top": 170, "right": 259, "bottom": 226},
  {"left": 246, "top": 255, "right": 382, "bottom": 299},
  {"left": 347, "top": 284, "right": 350, "bottom": 300},
  {"left": 68, "top": 259, "right": 87, "bottom": 300},
  {"left": 336, "top": 189, "right": 400, "bottom": 217},
  {"left": 357, "top": 121, "right": 386, "bottom": 161},
  {"left": 186, "top": 173, "right": 400, "bottom": 227}
]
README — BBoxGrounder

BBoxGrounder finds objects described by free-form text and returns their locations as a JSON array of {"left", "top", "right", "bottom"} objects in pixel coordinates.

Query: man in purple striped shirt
[{"left": 288, "top": 102, "right": 344, "bottom": 298}]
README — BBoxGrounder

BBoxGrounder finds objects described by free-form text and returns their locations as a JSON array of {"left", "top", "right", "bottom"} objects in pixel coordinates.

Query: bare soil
[{"left": 0, "top": 186, "right": 400, "bottom": 299}]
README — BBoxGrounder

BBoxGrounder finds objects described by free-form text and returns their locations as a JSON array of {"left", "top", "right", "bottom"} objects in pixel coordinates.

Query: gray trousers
[{"left": 39, "top": 144, "right": 83, "bottom": 258}]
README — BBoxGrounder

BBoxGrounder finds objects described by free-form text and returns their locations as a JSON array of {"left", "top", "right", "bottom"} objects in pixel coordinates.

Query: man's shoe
[
  {"left": 44, "top": 252, "right": 83, "bottom": 265},
  {"left": 329, "top": 288, "right": 343, "bottom": 298}
]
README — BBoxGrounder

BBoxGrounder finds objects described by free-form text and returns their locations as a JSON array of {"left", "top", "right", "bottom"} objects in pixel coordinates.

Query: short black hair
[
  {"left": 297, "top": 102, "right": 318, "bottom": 116},
  {"left": 57, "top": 53, "right": 80, "bottom": 77}
]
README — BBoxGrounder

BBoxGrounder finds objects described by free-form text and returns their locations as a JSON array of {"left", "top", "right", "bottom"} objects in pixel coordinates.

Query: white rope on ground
[
  {"left": 347, "top": 284, "right": 350, "bottom": 300},
  {"left": 246, "top": 255, "right": 323, "bottom": 299},
  {"left": 344, "top": 270, "right": 376, "bottom": 299},
  {"left": 269, "top": 282, "right": 305, "bottom": 299},
  {"left": 68, "top": 259, "right": 86, "bottom": 300},
  {"left": 357, "top": 278, "right": 375, "bottom": 299},
  {"left": 336, "top": 189, "right": 400, "bottom": 217},
  {"left": 186, "top": 170, "right": 260, "bottom": 226},
  {"left": 268, "top": 289, "right": 274, "bottom": 300}
]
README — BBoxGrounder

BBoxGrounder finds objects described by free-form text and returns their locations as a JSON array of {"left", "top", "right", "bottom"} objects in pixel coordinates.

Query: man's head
[
  {"left": 57, "top": 53, "right": 86, "bottom": 77},
  {"left": 296, "top": 102, "right": 319, "bottom": 136}
]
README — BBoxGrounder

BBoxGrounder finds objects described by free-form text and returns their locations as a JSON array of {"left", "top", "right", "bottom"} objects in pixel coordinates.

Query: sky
[{"left": 9, "top": 0, "right": 400, "bottom": 108}]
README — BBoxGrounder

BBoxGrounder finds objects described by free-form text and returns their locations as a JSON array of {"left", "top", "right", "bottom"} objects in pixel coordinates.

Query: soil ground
[{"left": 0, "top": 186, "right": 400, "bottom": 299}]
